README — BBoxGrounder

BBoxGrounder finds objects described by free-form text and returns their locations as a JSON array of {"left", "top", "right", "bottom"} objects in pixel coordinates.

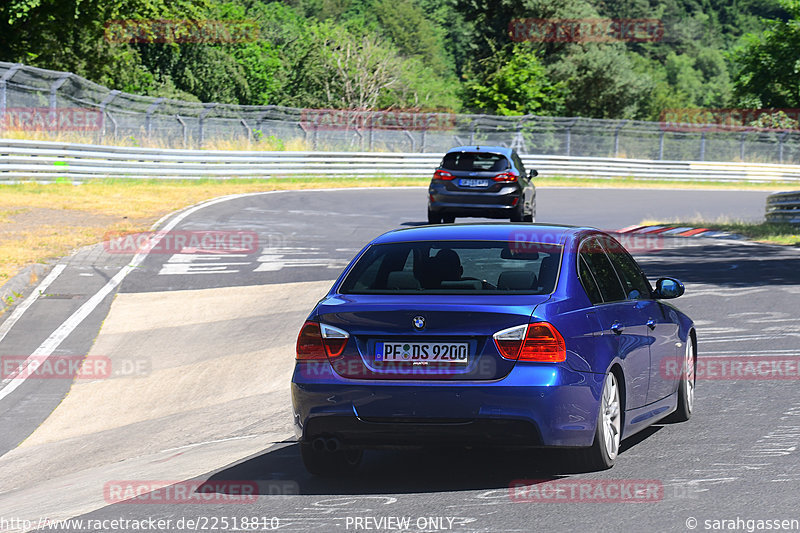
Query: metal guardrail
[
  {"left": 766, "top": 191, "right": 800, "bottom": 224},
  {"left": 5, "top": 61, "right": 800, "bottom": 163},
  {"left": 3, "top": 138, "right": 800, "bottom": 182}
]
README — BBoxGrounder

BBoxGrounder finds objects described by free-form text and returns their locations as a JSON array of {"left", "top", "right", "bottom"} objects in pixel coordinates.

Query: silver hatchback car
[{"left": 427, "top": 145, "right": 537, "bottom": 224}]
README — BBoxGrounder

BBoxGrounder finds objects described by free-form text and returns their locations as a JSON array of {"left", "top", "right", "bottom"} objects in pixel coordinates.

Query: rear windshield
[
  {"left": 441, "top": 152, "right": 510, "bottom": 172},
  {"left": 339, "top": 240, "right": 562, "bottom": 294}
]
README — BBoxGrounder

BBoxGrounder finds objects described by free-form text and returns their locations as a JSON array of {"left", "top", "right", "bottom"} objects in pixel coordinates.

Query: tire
[
  {"left": 427, "top": 209, "right": 442, "bottom": 224},
  {"left": 510, "top": 203, "right": 524, "bottom": 222},
  {"left": 522, "top": 213, "right": 533, "bottom": 223},
  {"left": 300, "top": 442, "right": 363, "bottom": 477},
  {"left": 663, "top": 340, "right": 695, "bottom": 423},
  {"left": 442, "top": 215, "right": 455, "bottom": 224},
  {"left": 576, "top": 371, "right": 622, "bottom": 471}
]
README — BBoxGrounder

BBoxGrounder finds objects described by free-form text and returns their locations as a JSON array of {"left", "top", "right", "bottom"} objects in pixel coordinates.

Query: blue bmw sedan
[{"left": 291, "top": 224, "right": 696, "bottom": 475}]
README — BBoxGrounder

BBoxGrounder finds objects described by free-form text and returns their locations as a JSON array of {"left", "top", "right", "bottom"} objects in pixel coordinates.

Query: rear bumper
[
  {"left": 291, "top": 361, "right": 604, "bottom": 448},
  {"left": 428, "top": 183, "right": 520, "bottom": 218}
]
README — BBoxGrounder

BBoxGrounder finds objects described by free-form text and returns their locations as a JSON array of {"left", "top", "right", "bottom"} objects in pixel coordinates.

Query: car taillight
[
  {"left": 493, "top": 322, "right": 566, "bottom": 362},
  {"left": 296, "top": 321, "right": 349, "bottom": 360},
  {"left": 434, "top": 169, "right": 454, "bottom": 180},
  {"left": 492, "top": 172, "right": 517, "bottom": 182}
]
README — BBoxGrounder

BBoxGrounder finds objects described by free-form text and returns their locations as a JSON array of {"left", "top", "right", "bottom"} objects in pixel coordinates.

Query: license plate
[
  {"left": 375, "top": 342, "right": 469, "bottom": 364},
  {"left": 458, "top": 179, "right": 489, "bottom": 188}
]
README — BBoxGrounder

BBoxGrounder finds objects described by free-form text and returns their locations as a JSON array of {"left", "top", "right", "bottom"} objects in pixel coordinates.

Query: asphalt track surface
[{"left": 1, "top": 187, "right": 799, "bottom": 533}]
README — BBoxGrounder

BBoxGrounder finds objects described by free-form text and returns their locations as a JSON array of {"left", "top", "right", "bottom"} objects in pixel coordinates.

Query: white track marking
[
  {"left": 0, "top": 191, "right": 278, "bottom": 404},
  {"left": 0, "top": 264, "right": 66, "bottom": 345}
]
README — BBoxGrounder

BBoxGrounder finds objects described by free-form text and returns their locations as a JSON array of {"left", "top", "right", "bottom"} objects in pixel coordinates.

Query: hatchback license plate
[
  {"left": 375, "top": 342, "right": 469, "bottom": 364},
  {"left": 458, "top": 179, "right": 489, "bottom": 187}
]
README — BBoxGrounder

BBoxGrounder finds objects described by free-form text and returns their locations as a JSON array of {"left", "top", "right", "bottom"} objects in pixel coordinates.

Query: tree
[
  {"left": 462, "top": 45, "right": 566, "bottom": 115},
  {"left": 732, "top": 0, "right": 800, "bottom": 107}
]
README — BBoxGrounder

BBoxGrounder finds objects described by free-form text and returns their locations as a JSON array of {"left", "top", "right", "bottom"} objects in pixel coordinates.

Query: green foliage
[
  {"left": 0, "top": 0, "right": 796, "bottom": 119},
  {"left": 463, "top": 45, "right": 566, "bottom": 115},
  {"left": 732, "top": 0, "right": 800, "bottom": 107}
]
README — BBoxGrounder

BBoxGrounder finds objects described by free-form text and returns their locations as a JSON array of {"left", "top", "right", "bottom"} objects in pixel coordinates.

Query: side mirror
[
  {"left": 655, "top": 277, "right": 685, "bottom": 299},
  {"left": 529, "top": 169, "right": 538, "bottom": 178}
]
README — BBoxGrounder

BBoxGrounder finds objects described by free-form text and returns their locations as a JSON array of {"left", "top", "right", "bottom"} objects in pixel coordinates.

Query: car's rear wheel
[
  {"left": 577, "top": 371, "right": 621, "bottom": 470},
  {"left": 664, "top": 340, "right": 695, "bottom": 423},
  {"left": 300, "top": 441, "right": 363, "bottom": 477},
  {"left": 442, "top": 215, "right": 455, "bottom": 224},
  {"left": 510, "top": 203, "right": 524, "bottom": 222},
  {"left": 427, "top": 209, "right": 442, "bottom": 224}
]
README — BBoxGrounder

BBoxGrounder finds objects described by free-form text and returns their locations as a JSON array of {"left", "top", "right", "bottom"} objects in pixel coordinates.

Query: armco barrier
[
  {"left": 766, "top": 191, "right": 800, "bottom": 224},
  {"left": 2, "top": 138, "right": 800, "bottom": 182}
]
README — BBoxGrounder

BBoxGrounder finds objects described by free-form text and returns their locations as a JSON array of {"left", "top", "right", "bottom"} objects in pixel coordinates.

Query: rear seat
[{"left": 497, "top": 271, "right": 538, "bottom": 290}]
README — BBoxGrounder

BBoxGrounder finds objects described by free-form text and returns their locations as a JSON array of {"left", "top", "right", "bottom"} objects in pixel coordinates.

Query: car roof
[
  {"left": 444, "top": 145, "right": 514, "bottom": 157},
  {"left": 372, "top": 223, "right": 598, "bottom": 246}
]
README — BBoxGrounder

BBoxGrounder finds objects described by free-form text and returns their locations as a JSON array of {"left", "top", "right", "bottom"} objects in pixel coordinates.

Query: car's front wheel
[
  {"left": 300, "top": 441, "right": 363, "bottom": 477},
  {"left": 577, "top": 371, "right": 621, "bottom": 470}
]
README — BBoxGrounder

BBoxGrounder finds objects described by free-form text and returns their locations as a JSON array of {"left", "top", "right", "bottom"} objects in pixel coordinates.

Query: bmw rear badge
[{"left": 413, "top": 316, "right": 426, "bottom": 330}]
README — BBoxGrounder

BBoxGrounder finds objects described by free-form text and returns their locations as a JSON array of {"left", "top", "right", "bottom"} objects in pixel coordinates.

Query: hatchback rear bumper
[{"left": 292, "top": 361, "right": 604, "bottom": 448}]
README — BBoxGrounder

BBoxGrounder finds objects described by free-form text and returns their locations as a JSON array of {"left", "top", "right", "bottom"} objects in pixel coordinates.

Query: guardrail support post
[
  {"left": 614, "top": 120, "right": 627, "bottom": 157},
  {"left": 198, "top": 103, "right": 217, "bottom": 148},
  {"left": 740, "top": 132, "right": 746, "bottom": 161},
  {"left": 658, "top": 131, "right": 665, "bottom": 160},
  {"left": 778, "top": 131, "right": 788, "bottom": 164},
  {"left": 106, "top": 112, "right": 118, "bottom": 140},
  {"left": 565, "top": 119, "right": 577, "bottom": 157},
  {"left": 145, "top": 97, "right": 165, "bottom": 138},
  {"left": 98, "top": 89, "right": 120, "bottom": 140},
  {"left": 404, "top": 130, "right": 415, "bottom": 152},
  {"left": 49, "top": 72, "right": 71, "bottom": 112},
  {"left": 241, "top": 118, "right": 252, "bottom": 143},
  {"left": 176, "top": 115, "right": 187, "bottom": 148},
  {"left": 699, "top": 132, "right": 706, "bottom": 161},
  {"left": 0, "top": 64, "right": 23, "bottom": 120}
]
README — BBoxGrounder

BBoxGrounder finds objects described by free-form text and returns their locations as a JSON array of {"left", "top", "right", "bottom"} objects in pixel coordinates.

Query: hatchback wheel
[
  {"left": 427, "top": 209, "right": 442, "bottom": 224},
  {"left": 510, "top": 203, "right": 524, "bottom": 222},
  {"left": 442, "top": 215, "right": 455, "bottom": 224},
  {"left": 577, "top": 371, "right": 621, "bottom": 470}
]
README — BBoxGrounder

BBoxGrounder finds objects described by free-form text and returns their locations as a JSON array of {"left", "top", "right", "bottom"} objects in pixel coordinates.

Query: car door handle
[
  {"left": 610, "top": 322, "right": 623, "bottom": 335},
  {"left": 646, "top": 319, "right": 656, "bottom": 330}
]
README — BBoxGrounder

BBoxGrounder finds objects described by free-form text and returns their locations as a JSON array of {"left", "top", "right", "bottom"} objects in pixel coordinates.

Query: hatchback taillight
[
  {"left": 493, "top": 322, "right": 566, "bottom": 362},
  {"left": 434, "top": 169, "right": 455, "bottom": 180},
  {"left": 492, "top": 172, "right": 517, "bottom": 182},
  {"left": 296, "top": 321, "right": 349, "bottom": 360}
]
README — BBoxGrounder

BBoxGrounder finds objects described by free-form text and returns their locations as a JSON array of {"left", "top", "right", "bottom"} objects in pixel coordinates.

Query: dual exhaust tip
[{"left": 311, "top": 437, "right": 341, "bottom": 453}]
